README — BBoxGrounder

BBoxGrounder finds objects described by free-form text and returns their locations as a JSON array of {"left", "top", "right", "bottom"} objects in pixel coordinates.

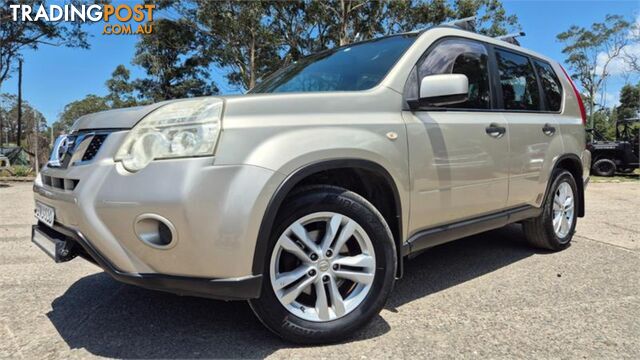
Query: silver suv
[{"left": 32, "top": 26, "right": 590, "bottom": 343}]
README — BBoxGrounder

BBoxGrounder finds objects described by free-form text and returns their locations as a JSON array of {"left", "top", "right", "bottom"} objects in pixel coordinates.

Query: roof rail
[
  {"left": 412, "top": 16, "right": 477, "bottom": 34},
  {"left": 495, "top": 31, "right": 526, "bottom": 46},
  {"left": 443, "top": 16, "right": 477, "bottom": 31}
]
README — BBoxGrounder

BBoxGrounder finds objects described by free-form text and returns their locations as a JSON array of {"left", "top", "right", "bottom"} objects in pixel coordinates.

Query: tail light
[{"left": 560, "top": 65, "right": 587, "bottom": 126}]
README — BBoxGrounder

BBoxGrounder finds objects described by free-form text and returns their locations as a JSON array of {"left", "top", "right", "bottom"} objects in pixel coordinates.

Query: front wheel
[
  {"left": 523, "top": 170, "right": 578, "bottom": 251},
  {"left": 249, "top": 186, "right": 396, "bottom": 344}
]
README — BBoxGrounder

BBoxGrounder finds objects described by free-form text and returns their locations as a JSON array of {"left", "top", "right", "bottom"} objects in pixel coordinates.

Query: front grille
[
  {"left": 81, "top": 134, "right": 108, "bottom": 161},
  {"left": 50, "top": 131, "right": 111, "bottom": 169}
]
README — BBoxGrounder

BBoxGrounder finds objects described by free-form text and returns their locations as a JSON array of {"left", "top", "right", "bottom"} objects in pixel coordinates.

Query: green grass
[
  {"left": 0, "top": 165, "right": 33, "bottom": 177},
  {"left": 590, "top": 169, "right": 640, "bottom": 183}
]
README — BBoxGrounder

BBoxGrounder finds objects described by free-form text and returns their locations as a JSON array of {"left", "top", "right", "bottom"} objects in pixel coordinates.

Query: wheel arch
[
  {"left": 252, "top": 159, "right": 405, "bottom": 278},
  {"left": 549, "top": 154, "right": 585, "bottom": 217}
]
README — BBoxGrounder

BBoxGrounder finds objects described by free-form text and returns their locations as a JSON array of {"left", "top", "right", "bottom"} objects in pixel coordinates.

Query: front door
[{"left": 404, "top": 38, "right": 509, "bottom": 234}]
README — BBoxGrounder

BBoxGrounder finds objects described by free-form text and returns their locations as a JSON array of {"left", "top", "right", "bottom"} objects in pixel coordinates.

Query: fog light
[{"left": 134, "top": 214, "right": 177, "bottom": 249}]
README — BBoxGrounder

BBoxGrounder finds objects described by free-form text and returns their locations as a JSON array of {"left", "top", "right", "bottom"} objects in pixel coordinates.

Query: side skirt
[{"left": 402, "top": 205, "right": 542, "bottom": 257}]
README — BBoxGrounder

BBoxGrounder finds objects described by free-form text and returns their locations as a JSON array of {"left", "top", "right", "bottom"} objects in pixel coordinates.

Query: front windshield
[{"left": 249, "top": 34, "right": 417, "bottom": 94}]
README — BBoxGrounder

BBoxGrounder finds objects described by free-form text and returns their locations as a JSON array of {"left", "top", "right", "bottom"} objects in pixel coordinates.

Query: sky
[{"left": 2, "top": 0, "right": 639, "bottom": 126}]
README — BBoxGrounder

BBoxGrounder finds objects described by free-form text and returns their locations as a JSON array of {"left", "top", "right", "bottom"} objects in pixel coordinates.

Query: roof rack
[
  {"left": 411, "top": 16, "right": 477, "bottom": 34},
  {"left": 443, "top": 16, "right": 477, "bottom": 32},
  {"left": 495, "top": 32, "right": 526, "bottom": 46}
]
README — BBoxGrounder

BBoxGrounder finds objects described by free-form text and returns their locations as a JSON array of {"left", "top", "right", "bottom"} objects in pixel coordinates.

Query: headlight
[{"left": 115, "top": 98, "right": 223, "bottom": 172}]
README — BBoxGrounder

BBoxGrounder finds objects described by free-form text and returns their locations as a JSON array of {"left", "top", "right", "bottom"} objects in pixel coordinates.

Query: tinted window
[
  {"left": 495, "top": 50, "right": 540, "bottom": 110},
  {"left": 250, "top": 35, "right": 416, "bottom": 93},
  {"left": 534, "top": 61, "right": 562, "bottom": 111},
  {"left": 418, "top": 39, "right": 491, "bottom": 109}
]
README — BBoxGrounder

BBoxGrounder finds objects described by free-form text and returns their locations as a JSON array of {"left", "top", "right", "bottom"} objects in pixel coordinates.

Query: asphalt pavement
[{"left": 0, "top": 181, "right": 638, "bottom": 359}]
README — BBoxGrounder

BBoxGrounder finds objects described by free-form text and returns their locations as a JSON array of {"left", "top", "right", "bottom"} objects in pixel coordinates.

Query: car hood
[
  {"left": 70, "top": 100, "right": 179, "bottom": 131},
  {"left": 71, "top": 89, "right": 399, "bottom": 131}
]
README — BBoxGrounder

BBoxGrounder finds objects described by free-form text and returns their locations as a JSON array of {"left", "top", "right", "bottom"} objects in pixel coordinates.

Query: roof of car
[{"left": 365, "top": 25, "right": 555, "bottom": 65}]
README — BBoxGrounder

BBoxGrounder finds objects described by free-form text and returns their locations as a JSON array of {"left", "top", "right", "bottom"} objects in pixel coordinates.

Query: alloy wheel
[
  {"left": 269, "top": 212, "right": 376, "bottom": 322},
  {"left": 552, "top": 182, "right": 575, "bottom": 239}
]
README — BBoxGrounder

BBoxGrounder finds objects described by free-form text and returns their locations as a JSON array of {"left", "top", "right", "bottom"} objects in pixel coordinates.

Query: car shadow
[
  {"left": 48, "top": 224, "right": 539, "bottom": 358},
  {"left": 387, "top": 223, "right": 540, "bottom": 309}
]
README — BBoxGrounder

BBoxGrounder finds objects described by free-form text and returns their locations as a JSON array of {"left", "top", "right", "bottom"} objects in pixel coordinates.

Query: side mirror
[{"left": 418, "top": 74, "right": 469, "bottom": 107}]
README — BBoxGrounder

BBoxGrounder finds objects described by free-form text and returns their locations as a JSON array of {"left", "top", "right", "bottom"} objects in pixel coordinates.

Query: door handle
[
  {"left": 485, "top": 124, "right": 506, "bottom": 138},
  {"left": 542, "top": 123, "right": 556, "bottom": 136}
]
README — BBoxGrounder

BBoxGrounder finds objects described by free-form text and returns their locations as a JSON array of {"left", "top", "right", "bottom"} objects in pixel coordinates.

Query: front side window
[
  {"left": 249, "top": 34, "right": 417, "bottom": 93},
  {"left": 534, "top": 60, "right": 563, "bottom": 111},
  {"left": 495, "top": 49, "right": 541, "bottom": 111},
  {"left": 418, "top": 38, "right": 491, "bottom": 109}
]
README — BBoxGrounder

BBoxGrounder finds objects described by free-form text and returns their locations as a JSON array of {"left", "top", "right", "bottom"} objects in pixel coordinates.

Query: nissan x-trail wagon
[{"left": 32, "top": 25, "right": 590, "bottom": 343}]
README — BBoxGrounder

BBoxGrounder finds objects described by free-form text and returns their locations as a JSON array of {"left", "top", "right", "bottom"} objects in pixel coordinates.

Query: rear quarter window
[{"left": 534, "top": 61, "right": 563, "bottom": 112}]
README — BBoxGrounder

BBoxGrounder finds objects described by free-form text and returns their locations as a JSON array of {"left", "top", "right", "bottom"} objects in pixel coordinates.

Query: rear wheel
[
  {"left": 523, "top": 170, "right": 578, "bottom": 251},
  {"left": 249, "top": 186, "right": 396, "bottom": 344},
  {"left": 591, "top": 158, "right": 616, "bottom": 177}
]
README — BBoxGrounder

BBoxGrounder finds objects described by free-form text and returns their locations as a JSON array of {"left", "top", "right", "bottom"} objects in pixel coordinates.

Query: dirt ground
[{"left": 0, "top": 181, "right": 638, "bottom": 359}]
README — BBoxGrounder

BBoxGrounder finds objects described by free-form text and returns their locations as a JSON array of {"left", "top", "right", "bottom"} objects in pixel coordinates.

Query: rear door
[
  {"left": 492, "top": 49, "right": 564, "bottom": 207},
  {"left": 403, "top": 38, "right": 510, "bottom": 232}
]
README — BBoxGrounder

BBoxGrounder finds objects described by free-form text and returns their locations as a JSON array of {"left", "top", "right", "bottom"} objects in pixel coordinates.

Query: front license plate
[
  {"left": 32, "top": 227, "right": 58, "bottom": 260},
  {"left": 35, "top": 201, "right": 55, "bottom": 227}
]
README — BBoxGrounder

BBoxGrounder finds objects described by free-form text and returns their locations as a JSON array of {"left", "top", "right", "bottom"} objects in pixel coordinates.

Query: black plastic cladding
[{"left": 251, "top": 159, "right": 404, "bottom": 277}]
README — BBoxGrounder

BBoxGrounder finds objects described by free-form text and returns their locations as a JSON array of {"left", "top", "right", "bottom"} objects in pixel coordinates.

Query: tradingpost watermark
[{"left": 8, "top": 3, "right": 156, "bottom": 35}]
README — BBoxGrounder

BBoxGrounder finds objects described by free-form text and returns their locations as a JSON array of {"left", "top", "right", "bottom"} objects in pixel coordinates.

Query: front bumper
[
  {"left": 33, "top": 130, "right": 285, "bottom": 295},
  {"left": 32, "top": 222, "right": 262, "bottom": 300}
]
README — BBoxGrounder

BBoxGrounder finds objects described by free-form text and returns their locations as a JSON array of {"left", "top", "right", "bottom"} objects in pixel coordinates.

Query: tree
[
  {"left": 185, "top": 1, "right": 281, "bottom": 90},
  {"left": 106, "top": 65, "right": 140, "bottom": 108},
  {"left": 557, "top": 15, "right": 632, "bottom": 128},
  {"left": 269, "top": 0, "right": 514, "bottom": 63},
  {"left": 53, "top": 95, "right": 110, "bottom": 133},
  {"left": 268, "top": 1, "right": 322, "bottom": 64},
  {"left": 617, "top": 82, "right": 640, "bottom": 120},
  {"left": 177, "top": 0, "right": 518, "bottom": 92},
  {"left": 0, "top": 93, "right": 47, "bottom": 145},
  {"left": 453, "top": 0, "right": 519, "bottom": 36},
  {"left": 622, "top": 20, "right": 640, "bottom": 73},
  {"left": 591, "top": 108, "right": 616, "bottom": 140},
  {"left": 314, "top": 0, "right": 382, "bottom": 47},
  {"left": 0, "top": 0, "right": 89, "bottom": 90},
  {"left": 52, "top": 66, "right": 142, "bottom": 135},
  {"left": 382, "top": 0, "right": 452, "bottom": 34},
  {"left": 624, "top": 53, "right": 640, "bottom": 73},
  {"left": 132, "top": 18, "right": 218, "bottom": 102},
  {"left": 0, "top": 93, "right": 17, "bottom": 145}
]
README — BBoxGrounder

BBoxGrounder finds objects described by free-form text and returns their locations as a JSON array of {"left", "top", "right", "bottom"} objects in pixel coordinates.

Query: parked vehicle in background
[
  {"left": 31, "top": 23, "right": 590, "bottom": 344},
  {"left": 587, "top": 118, "right": 639, "bottom": 176},
  {"left": 0, "top": 155, "right": 9, "bottom": 170}
]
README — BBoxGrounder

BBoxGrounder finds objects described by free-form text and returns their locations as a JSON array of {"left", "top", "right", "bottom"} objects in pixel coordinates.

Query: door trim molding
[{"left": 402, "top": 205, "right": 542, "bottom": 256}]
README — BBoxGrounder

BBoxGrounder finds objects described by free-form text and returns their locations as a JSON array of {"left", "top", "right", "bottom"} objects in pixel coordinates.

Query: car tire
[
  {"left": 522, "top": 170, "right": 578, "bottom": 251},
  {"left": 591, "top": 158, "right": 616, "bottom": 177},
  {"left": 249, "top": 185, "right": 397, "bottom": 344}
]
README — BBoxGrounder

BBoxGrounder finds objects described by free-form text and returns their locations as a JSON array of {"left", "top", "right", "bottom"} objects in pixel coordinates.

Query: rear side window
[
  {"left": 418, "top": 39, "right": 491, "bottom": 109},
  {"left": 495, "top": 49, "right": 540, "bottom": 111},
  {"left": 534, "top": 61, "right": 563, "bottom": 111}
]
